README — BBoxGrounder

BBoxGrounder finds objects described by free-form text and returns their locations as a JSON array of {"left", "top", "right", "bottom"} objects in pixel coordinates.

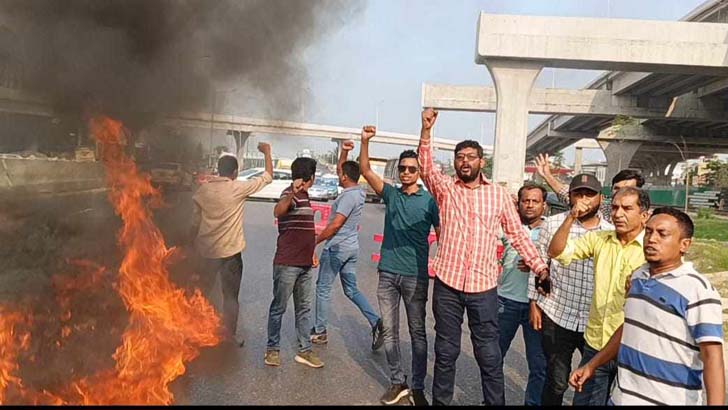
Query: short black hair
[
  {"left": 612, "top": 169, "right": 645, "bottom": 188},
  {"left": 399, "top": 150, "right": 418, "bottom": 163},
  {"left": 518, "top": 183, "right": 547, "bottom": 202},
  {"left": 341, "top": 160, "right": 361, "bottom": 182},
  {"left": 454, "top": 140, "right": 483, "bottom": 158},
  {"left": 614, "top": 186, "right": 650, "bottom": 212},
  {"left": 217, "top": 155, "right": 238, "bottom": 178},
  {"left": 291, "top": 157, "right": 317, "bottom": 181},
  {"left": 651, "top": 207, "right": 694, "bottom": 239}
]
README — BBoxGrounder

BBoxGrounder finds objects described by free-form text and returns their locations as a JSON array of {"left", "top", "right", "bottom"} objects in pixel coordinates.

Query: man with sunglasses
[
  {"left": 359, "top": 125, "right": 440, "bottom": 406},
  {"left": 418, "top": 108, "right": 549, "bottom": 406}
]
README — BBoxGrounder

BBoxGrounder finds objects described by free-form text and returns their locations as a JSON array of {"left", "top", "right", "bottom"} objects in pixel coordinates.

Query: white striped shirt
[
  {"left": 610, "top": 262, "right": 723, "bottom": 406},
  {"left": 528, "top": 211, "right": 613, "bottom": 332}
]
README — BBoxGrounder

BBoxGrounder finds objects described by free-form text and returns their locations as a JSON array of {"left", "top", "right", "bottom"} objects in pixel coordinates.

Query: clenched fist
[
  {"left": 421, "top": 108, "right": 438, "bottom": 130},
  {"left": 341, "top": 140, "right": 355, "bottom": 152},
  {"left": 361, "top": 125, "right": 376, "bottom": 143},
  {"left": 257, "top": 142, "right": 271, "bottom": 155}
]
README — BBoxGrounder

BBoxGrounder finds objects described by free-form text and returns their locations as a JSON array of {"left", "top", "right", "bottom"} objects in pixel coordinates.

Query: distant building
[{"left": 580, "top": 162, "right": 607, "bottom": 186}]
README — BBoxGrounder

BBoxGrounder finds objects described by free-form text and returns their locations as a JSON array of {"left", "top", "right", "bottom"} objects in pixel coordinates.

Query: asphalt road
[
  {"left": 165, "top": 197, "right": 577, "bottom": 406},
  {"left": 0, "top": 190, "right": 577, "bottom": 405}
]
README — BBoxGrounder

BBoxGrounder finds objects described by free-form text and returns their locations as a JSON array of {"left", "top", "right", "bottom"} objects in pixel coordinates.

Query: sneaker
[
  {"left": 371, "top": 319, "right": 384, "bottom": 351},
  {"left": 411, "top": 389, "right": 429, "bottom": 406},
  {"left": 380, "top": 382, "right": 410, "bottom": 405},
  {"left": 264, "top": 350, "right": 280, "bottom": 367},
  {"left": 294, "top": 350, "right": 324, "bottom": 368},
  {"left": 310, "top": 328, "right": 328, "bottom": 345}
]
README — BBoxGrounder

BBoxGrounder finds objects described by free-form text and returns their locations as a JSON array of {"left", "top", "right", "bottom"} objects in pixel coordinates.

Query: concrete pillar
[
  {"left": 574, "top": 146, "right": 584, "bottom": 174},
  {"left": 655, "top": 158, "right": 672, "bottom": 186},
  {"left": 598, "top": 140, "right": 642, "bottom": 185},
  {"left": 486, "top": 60, "right": 542, "bottom": 192},
  {"left": 232, "top": 131, "right": 251, "bottom": 158},
  {"left": 666, "top": 161, "right": 679, "bottom": 185}
]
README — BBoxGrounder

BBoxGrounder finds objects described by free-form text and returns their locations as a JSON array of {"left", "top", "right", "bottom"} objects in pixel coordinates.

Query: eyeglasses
[
  {"left": 455, "top": 154, "right": 481, "bottom": 162},
  {"left": 398, "top": 165, "right": 419, "bottom": 174}
]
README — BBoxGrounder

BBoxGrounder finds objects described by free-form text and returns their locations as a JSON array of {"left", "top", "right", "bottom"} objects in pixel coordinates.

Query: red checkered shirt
[{"left": 419, "top": 139, "right": 548, "bottom": 293}]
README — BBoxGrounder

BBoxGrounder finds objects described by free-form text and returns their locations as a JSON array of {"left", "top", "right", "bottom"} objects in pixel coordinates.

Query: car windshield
[{"left": 321, "top": 179, "right": 338, "bottom": 187}]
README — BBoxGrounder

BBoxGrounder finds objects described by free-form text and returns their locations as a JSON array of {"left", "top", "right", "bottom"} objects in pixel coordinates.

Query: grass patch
[
  {"left": 694, "top": 218, "right": 728, "bottom": 242},
  {"left": 687, "top": 240, "right": 728, "bottom": 273}
]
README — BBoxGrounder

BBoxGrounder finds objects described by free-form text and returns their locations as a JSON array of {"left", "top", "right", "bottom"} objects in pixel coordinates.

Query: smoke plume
[{"left": 0, "top": 0, "right": 362, "bottom": 118}]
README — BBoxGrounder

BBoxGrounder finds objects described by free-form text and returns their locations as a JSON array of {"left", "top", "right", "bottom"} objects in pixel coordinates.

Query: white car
[{"left": 237, "top": 167, "right": 292, "bottom": 200}]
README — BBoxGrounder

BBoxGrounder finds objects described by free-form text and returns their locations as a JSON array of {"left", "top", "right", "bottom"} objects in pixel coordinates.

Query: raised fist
[
  {"left": 421, "top": 108, "right": 438, "bottom": 130},
  {"left": 361, "top": 125, "right": 376, "bottom": 143},
  {"left": 257, "top": 142, "right": 271, "bottom": 155},
  {"left": 341, "top": 140, "right": 355, "bottom": 152}
]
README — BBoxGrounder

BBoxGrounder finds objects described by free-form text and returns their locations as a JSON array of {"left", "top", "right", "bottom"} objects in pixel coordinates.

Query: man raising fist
[
  {"left": 191, "top": 141, "right": 274, "bottom": 347},
  {"left": 418, "top": 108, "right": 549, "bottom": 406},
  {"left": 360, "top": 124, "right": 440, "bottom": 405}
]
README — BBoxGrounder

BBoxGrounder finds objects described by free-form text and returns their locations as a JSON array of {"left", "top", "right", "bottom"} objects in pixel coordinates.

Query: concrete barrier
[{"left": 0, "top": 157, "right": 105, "bottom": 195}]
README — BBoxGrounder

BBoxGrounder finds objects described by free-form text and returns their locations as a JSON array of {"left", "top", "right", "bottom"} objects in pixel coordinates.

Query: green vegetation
[
  {"left": 694, "top": 218, "right": 728, "bottom": 241},
  {"left": 688, "top": 218, "right": 728, "bottom": 273},
  {"left": 688, "top": 240, "right": 728, "bottom": 273},
  {"left": 696, "top": 207, "right": 715, "bottom": 220}
]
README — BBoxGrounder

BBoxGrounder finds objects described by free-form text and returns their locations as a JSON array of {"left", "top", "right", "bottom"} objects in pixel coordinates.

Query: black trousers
[
  {"left": 540, "top": 313, "right": 585, "bottom": 406},
  {"left": 199, "top": 253, "right": 243, "bottom": 340}
]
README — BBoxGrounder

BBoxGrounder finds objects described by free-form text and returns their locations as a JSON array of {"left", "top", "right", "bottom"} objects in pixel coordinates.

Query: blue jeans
[
  {"left": 377, "top": 271, "right": 429, "bottom": 390},
  {"left": 497, "top": 296, "right": 546, "bottom": 406},
  {"left": 266, "top": 265, "right": 314, "bottom": 353},
  {"left": 432, "top": 278, "right": 505, "bottom": 406},
  {"left": 572, "top": 343, "right": 617, "bottom": 406},
  {"left": 314, "top": 247, "right": 380, "bottom": 333}
]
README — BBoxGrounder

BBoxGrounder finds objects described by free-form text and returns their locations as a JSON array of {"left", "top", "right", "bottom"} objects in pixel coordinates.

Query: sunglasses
[{"left": 398, "top": 165, "right": 419, "bottom": 174}]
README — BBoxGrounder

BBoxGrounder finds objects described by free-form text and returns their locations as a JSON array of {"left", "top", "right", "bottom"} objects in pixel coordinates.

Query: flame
[{"left": 0, "top": 116, "right": 221, "bottom": 405}]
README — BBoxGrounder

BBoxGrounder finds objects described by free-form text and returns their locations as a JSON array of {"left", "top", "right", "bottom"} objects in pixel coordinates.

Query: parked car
[
  {"left": 150, "top": 162, "right": 193, "bottom": 190},
  {"left": 319, "top": 174, "right": 342, "bottom": 196},
  {"left": 308, "top": 177, "right": 339, "bottom": 201},
  {"left": 237, "top": 167, "right": 292, "bottom": 200},
  {"left": 546, "top": 192, "right": 569, "bottom": 216}
]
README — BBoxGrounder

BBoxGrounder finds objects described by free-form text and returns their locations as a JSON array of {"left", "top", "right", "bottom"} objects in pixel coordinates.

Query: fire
[{"left": 0, "top": 116, "right": 221, "bottom": 405}]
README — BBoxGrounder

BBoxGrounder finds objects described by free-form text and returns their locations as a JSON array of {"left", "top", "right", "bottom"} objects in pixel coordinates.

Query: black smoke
[{"left": 0, "top": 0, "right": 363, "bottom": 119}]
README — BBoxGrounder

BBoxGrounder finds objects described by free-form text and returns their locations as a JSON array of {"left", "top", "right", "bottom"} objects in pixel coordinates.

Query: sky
[{"left": 217, "top": 0, "right": 708, "bottom": 164}]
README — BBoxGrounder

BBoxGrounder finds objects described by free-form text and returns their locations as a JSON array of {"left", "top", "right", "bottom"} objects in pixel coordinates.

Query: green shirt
[{"left": 378, "top": 183, "right": 440, "bottom": 279}]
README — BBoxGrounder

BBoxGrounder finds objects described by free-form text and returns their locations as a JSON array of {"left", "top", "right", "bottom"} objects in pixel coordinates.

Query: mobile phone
[{"left": 535, "top": 276, "right": 551, "bottom": 294}]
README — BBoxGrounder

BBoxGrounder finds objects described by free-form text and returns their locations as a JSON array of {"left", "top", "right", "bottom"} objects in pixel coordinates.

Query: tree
[
  {"left": 482, "top": 153, "right": 493, "bottom": 179},
  {"left": 706, "top": 159, "right": 728, "bottom": 189},
  {"left": 552, "top": 150, "right": 566, "bottom": 170}
]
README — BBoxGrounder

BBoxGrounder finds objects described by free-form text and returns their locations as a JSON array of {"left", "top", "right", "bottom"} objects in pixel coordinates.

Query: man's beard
[{"left": 456, "top": 169, "right": 480, "bottom": 183}]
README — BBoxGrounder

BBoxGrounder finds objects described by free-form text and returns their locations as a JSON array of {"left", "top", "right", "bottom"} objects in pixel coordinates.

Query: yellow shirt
[
  {"left": 192, "top": 173, "right": 272, "bottom": 259},
  {"left": 555, "top": 230, "right": 645, "bottom": 351}
]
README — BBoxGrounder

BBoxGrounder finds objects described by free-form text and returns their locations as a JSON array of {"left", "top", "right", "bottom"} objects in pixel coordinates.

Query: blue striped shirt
[{"left": 610, "top": 262, "right": 723, "bottom": 405}]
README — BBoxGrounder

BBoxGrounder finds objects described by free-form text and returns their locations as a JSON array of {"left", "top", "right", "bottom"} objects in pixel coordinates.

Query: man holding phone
[
  {"left": 528, "top": 174, "right": 613, "bottom": 405},
  {"left": 265, "top": 157, "right": 323, "bottom": 368}
]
